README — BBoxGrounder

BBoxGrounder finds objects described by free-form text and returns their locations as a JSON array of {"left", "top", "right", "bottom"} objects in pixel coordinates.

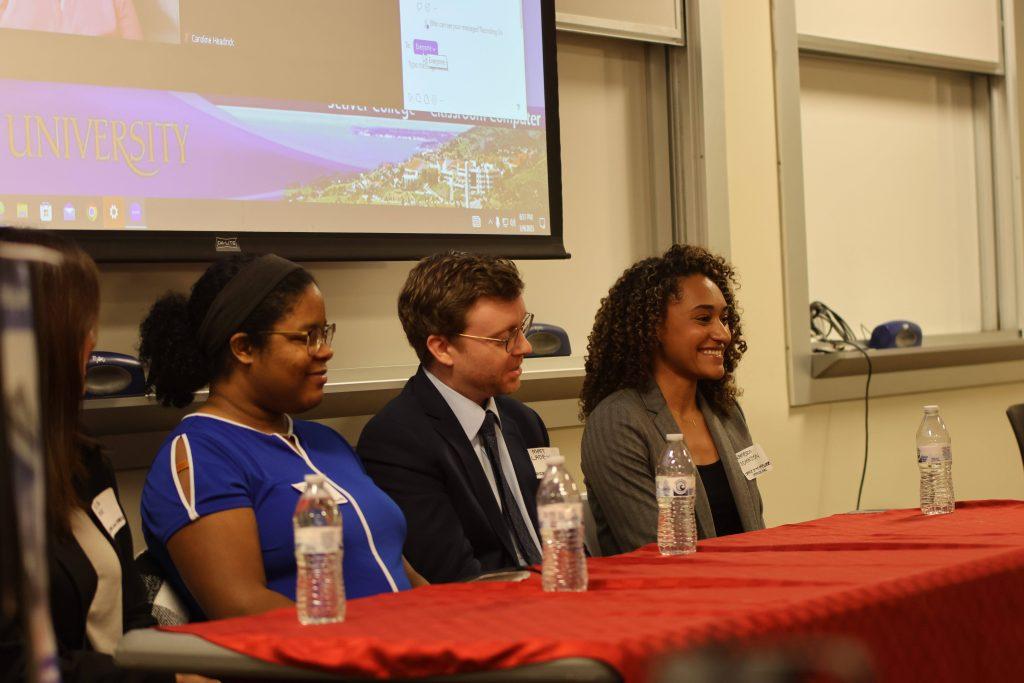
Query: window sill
[
  {"left": 811, "top": 333, "right": 1024, "bottom": 378},
  {"left": 790, "top": 332, "right": 1024, "bottom": 406}
]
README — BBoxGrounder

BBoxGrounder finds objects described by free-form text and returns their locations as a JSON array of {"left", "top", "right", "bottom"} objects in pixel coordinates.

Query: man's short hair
[{"left": 399, "top": 251, "right": 524, "bottom": 365}]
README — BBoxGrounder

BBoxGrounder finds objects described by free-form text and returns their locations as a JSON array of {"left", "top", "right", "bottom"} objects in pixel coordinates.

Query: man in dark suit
[{"left": 358, "top": 251, "right": 549, "bottom": 583}]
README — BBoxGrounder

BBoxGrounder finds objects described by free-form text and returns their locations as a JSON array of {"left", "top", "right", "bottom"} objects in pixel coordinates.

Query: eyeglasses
[
  {"left": 458, "top": 313, "right": 534, "bottom": 353},
  {"left": 258, "top": 323, "right": 336, "bottom": 355}
]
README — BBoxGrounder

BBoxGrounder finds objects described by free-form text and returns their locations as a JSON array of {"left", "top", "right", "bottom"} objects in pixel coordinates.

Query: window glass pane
[{"left": 800, "top": 56, "right": 982, "bottom": 336}]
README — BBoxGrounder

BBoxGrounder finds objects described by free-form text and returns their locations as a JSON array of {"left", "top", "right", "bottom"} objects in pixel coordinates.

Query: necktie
[{"left": 479, "top": 411, "right": 542, "bottom": 566}]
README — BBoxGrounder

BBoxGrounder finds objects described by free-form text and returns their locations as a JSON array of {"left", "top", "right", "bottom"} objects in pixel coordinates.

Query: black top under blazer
[
  {"left": 0, "top": 443, "right": 170, "bottom": 683},
  {"left": 358, "top": 367, "right": 549, "bottom": 583}
]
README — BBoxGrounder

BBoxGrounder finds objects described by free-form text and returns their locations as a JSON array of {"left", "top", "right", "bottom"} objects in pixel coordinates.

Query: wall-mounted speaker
[
  {"left": 868, "top": 320, "right": 922, "bottom": 349},
  {"left": 85, "top": 352, "right": 145, "bottom": 399},
  {"left": 525, "top": 323, "right": 571, "bottom": 358}
]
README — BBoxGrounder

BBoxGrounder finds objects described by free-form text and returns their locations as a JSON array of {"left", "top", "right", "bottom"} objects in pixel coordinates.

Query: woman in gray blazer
[{"left": 580, "top": 244, "right": 766, "bottom": 556}]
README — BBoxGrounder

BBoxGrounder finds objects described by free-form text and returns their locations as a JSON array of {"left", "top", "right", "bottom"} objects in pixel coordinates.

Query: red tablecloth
[{"left": 164, "top": 499, "right": 1024, "bottom": 682}]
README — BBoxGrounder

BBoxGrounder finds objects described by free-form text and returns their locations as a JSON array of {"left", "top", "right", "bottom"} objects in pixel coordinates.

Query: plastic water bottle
[
  {"left": 294, "top": 473, "right": 345, "bottom": 624},
  {"left": 657, "top": 434, "right": 697, "bottom": 555},
  {"left": 916, "top": 405, "right": 955, "bottom": 515},
  {"left": 537, "top": 451, "right": 587, "bottom": 592}
]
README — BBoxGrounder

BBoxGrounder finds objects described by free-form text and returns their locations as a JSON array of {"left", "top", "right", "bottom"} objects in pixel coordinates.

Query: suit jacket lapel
[
  {"left": 411, "top": 369, "right": 518, "bottom": 560},
  {"left": 640, "top": 383, "right": 717, "bottom": 538}
]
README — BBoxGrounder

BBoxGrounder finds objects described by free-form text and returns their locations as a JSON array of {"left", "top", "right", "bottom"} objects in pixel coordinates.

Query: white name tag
[
  {"left": 527, "top": 447, "right": 560, "bottom": 478},
  {"left": 291, "top": 481, "right": 348, "bottom": 505},
  {"left": 736, "top": 444, "right": 772, "bottom": 480},
  {"left": 91, "top": 487, "right": 126, "bottom": 540}
]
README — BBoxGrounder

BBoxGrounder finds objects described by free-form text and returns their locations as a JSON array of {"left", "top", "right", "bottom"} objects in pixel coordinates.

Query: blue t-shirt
[{"left": 141, "top": 414, "right": 411, "bottom": 620}]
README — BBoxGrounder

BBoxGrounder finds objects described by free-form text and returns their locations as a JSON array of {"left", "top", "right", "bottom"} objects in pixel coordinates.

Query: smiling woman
[
  {"left": 136, "top": 254, "right": 424, "bottom": 622},
  {"left": 579, "top": 244, "right": 767, "bottom": 556}
]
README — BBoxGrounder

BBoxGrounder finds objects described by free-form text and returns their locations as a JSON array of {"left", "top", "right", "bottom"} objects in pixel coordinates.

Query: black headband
[{"left": 197, "top": 254, "right": 303, "bottom": 357}]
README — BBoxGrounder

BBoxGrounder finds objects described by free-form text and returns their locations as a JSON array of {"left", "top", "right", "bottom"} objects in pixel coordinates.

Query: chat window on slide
[{"left": 400, "top": 0, "right": 529, "bottom": 121}]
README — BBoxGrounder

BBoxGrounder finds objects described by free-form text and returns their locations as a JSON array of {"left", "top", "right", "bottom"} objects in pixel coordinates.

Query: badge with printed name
[
  {"left": 91, "top": 487, "right": 126, "bottom": 540},
  {"left": 736, "top": 444, "right": 772, "bottom": 480},
  {"left": 291, "top": 481, "right": 348, "bottom": 504},
  {"left": 527, "top": 447, "right": 560, "bottom": 478}
]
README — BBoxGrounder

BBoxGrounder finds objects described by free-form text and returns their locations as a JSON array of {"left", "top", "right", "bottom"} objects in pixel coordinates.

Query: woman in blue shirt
[{"left": 139, "top": 254, "right": 424, "bottom": 621}]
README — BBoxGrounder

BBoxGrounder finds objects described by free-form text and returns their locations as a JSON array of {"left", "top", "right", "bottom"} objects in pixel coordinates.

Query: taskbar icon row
[{"left": 0, "top": 196, "right": 146, "bottom": 229}]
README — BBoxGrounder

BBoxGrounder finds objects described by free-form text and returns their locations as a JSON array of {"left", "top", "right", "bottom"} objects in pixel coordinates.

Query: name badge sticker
[
  {"left": 91, "top": 487, "right": 126, "bottom": 540},
  {"left": 291, "top": 481, "right": 348, "bottom": 505},
  {"left": 527, "top": 447, "right": 560, "bottom": 478},
  {"left": 736, "top": 444, "right": 772, "bottom": 480}
]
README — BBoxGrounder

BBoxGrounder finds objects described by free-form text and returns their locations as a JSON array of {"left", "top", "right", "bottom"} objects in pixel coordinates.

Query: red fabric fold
[{"left": 163, "top": 500, "right": 1024, "bottom": 682}]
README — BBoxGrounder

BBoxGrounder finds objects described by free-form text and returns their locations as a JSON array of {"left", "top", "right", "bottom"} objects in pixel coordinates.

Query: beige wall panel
[
  {"left": 557, "top": 0, "right": 680, "bottom": 29},
  {"left": 555, "top": 0, "right": 684, "bottom": 44},
  {"left": 796, "top": 0, "right": 1002, "bottom": 65}
]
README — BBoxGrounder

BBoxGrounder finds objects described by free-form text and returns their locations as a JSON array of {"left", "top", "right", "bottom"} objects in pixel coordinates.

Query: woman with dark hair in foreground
[
  {"left": 139, "top": 254, "right": 424, "bottom": 622},
  {"left": 580, "top": 244, "right": 766, "bottom": 556},
  {"left": 0, "top": 228, "right": 211, "bottom": 682}
]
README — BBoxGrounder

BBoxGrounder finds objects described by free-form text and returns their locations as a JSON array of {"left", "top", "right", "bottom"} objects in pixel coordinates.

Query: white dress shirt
[{"left": 424, "top": 369, "right": 542, "bottom": 562}]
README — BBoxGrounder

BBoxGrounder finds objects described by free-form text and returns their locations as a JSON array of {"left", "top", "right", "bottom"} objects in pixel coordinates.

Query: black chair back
[
  {"left": 1006, "top": 404, "right": 1024, "bottom": 470},
  {"left": 134, "top": 548, "right": 189, "bottom": 625}
]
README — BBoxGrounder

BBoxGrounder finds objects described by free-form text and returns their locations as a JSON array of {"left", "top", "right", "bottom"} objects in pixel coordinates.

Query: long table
[{"left": 115, "top": 500, "right": 1024, "bottom": 682}]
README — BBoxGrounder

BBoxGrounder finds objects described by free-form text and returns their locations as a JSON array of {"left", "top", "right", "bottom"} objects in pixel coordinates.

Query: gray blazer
[{"left": 581, "top": 383, "right": 766, "bottom": 556}]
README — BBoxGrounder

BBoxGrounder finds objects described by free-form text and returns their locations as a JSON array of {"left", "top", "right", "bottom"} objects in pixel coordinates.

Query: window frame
[{"left": 771, "top": 0, "right": 1024, "bottom": 407}]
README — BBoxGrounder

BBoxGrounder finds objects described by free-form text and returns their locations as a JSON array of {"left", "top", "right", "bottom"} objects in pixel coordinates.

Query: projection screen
[{"left": 0, "top": 0, "right": 565, "bottom": 261}]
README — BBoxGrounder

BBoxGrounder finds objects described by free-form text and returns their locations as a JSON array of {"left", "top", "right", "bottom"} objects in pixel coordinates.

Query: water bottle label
[
  {"left": 917, "top": 445, "right": 951, "bottom": 463},
  {"left": 294, "top": 527, "right": 341, "bottom": 554},
  {"left": 539, "top": 502, "right": 582, "bottom": 531},
  {"left": 656, "top": 475, "right": 695, "bottom": 498}
]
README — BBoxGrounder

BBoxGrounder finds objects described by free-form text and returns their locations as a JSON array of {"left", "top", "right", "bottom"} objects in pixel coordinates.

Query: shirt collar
[{"left": 424, "top": 368, "right": 500, "bottom": 442}]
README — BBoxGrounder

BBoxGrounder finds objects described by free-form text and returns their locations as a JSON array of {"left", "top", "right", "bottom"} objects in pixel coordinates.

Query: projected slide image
[
  {"left": 0, "top": 77, "right": 550, "bottom": 235},
  {"left": 0, "top": 0, "right": 181, "bottom": 43},
  {"left": 0, "top": 0, "right": 557, "bottom": 249},
  {"left": 287, "top": 125, "right": 546, "bottom": 211}
]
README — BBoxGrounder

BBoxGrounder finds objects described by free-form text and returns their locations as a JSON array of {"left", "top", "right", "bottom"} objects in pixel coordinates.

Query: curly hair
[
  {"left": 138, "top": 254, "right": 315, "bottom": 408},
  {"left": 580, "top": 244, "right": 747, "bottom": 418}
]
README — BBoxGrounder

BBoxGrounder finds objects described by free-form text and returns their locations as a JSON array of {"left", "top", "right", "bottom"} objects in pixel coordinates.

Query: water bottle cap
[
  {"left": 665, "top": 433, "right": 684, "bottom": 442},
  {"left": 304, "top": 473, "right": 325, "bottom": 484},
  {"left": 923, "top": 405, "right": 940, "bottom": 414},
  {"left": 546, "top": 453, "right": 565, "bottom": 466}
]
